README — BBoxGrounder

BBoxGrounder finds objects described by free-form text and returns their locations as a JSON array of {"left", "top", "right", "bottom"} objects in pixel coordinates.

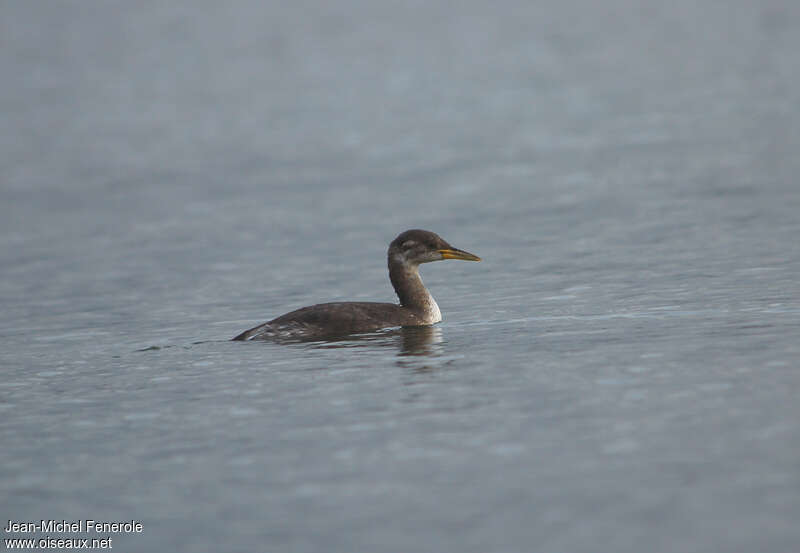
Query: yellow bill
[{"left": 439, "top": 248, "right": 481, "bottom": 262}]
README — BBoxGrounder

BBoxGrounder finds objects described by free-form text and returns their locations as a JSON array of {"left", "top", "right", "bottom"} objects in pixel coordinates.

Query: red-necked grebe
[{"left": 232, "top": 229, "right": 481, "bottom": 340}]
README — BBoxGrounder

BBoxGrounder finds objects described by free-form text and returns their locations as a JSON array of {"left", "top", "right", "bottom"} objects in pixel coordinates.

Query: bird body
[{"left": 232, "top": 229, "right": 480, "bottom": 340}]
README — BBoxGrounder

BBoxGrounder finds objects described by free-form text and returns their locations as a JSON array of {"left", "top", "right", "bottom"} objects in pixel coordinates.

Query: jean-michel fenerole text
[{"left": 5, "top": 519, "right": 143, "bottom": 533}]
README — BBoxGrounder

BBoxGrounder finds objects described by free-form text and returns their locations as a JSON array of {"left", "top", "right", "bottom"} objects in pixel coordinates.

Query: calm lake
[{"left": 2, "top": 1, "right": 799, "bottom": 552}]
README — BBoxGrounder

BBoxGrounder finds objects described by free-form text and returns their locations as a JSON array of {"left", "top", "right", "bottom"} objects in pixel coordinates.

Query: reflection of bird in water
[
  {"left": 398, "top": 325, "right": 442, "bottom": 356},
  {"left": 233, "top": 229, "right": 481, "bottom": 341}
]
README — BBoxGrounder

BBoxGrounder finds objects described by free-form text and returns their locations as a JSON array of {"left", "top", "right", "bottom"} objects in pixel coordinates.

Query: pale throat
[{"left": 389, "top": 253, "right": 442, "bottom": 324}]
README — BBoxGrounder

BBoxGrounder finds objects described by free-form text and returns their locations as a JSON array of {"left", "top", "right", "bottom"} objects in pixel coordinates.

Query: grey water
[{"left": 2, "top": 1, "right": 800, "bottom": 552}]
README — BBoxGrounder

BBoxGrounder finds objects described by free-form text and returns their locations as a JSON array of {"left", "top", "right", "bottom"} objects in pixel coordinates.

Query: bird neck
[{"left": 388, "top": 254, "right": 442, "bottom": 323}]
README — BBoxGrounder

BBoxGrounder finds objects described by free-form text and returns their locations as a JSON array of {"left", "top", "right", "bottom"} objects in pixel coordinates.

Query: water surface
[{"left": 2, "top": 1, "right": 800, "bottom": 552}]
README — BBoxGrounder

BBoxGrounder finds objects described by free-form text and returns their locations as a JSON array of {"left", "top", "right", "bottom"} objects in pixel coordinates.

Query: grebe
[{"left": 232, "top": 229, "right": 480, "bottom": 340}]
